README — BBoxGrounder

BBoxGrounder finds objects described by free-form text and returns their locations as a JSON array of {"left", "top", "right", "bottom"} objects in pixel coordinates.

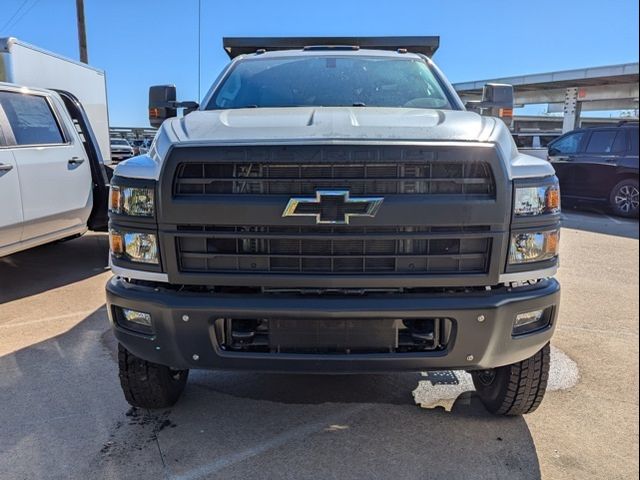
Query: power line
[
  {"left": 0, "top": 0, "right": 30, "bottom": 34},
  {"left": 197, "top": 0, "right": 201, "bottom": 100},
  {"left": 3, "top": 0, "right": 41, "bottom": 33}
]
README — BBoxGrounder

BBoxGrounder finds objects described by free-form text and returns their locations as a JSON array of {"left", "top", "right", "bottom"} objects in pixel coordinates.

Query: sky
[{"left": 1, "top": 0, "right": 638, "bottom": 126}]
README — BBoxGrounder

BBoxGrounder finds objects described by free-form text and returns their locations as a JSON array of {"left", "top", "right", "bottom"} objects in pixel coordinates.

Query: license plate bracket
[{"left": 269, "top": 318, "right": 397, "bottom": 353}]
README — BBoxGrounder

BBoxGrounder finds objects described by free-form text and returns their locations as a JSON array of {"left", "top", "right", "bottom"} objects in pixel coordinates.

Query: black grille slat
[
  {"left": 174, "top": 161, "right": 494, "bottom": 197},
  {"left": 175, "top": 226, "right": 492, "bottom": 275}
]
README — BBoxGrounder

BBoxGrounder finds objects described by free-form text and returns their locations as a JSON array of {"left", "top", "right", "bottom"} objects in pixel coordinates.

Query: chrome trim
[
  {"left": 282, "top": 190, "right": 384, "bottom": 224},
  {"left": 110, "top": 262, "right": 169, "bottom": 282},
  {"left": 499, "top": 265, "right": 558, "bottom": 284}
]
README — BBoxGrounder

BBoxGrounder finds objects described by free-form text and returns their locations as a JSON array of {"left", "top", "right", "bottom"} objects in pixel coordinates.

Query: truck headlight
[
  {"left": 109, "top": 185, "right": 155, "bottom": 217},
  {"left": 110, "top": 230, "right": 159, "bottom": 264},
  {"left": 514, "top": 181, "right": 560, "bottom": 217},
  {"left": 509, "top": 229, "right": 560, "bottom": 264}
]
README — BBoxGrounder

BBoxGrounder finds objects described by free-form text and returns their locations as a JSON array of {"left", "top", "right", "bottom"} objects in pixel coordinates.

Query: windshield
[{"left": 207, "top": 56, "right": 454, "bottom": 110}]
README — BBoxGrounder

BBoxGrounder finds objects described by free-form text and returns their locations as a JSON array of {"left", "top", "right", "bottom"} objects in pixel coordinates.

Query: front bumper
[{"left": 106, "top": 277, "right": 560, "bottom": 373}]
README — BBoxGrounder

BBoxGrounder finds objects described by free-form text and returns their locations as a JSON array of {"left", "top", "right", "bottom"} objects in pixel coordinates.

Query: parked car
[
  {"left": 547, "top": 121, "right": 639, "bottom": 217},
  {"left": 130, "top": 138, "right": 151, "bottom": 155},
  {"left": 0, "top": 38, "right": 110, "bottom": 258},
  {"left": 107, "top": 36, "right": 561, "bottom": 416},
  {"left": 110, "top": 138, "right": 134, "bottom": 163}
]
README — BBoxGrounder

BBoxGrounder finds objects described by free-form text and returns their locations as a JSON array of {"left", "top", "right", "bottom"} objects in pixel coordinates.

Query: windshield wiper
[{"left": 352, "top": 102, "right": 366, "bottom": 107}]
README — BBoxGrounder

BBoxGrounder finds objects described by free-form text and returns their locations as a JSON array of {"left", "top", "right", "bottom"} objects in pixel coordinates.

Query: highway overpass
[{"left": 454, "top": 63, "right": 639, "bottom": 132}]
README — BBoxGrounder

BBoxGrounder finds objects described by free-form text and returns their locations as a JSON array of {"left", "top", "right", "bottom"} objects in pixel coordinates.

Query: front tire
[
  {"left": 610, "top": 179, "right": 639, "bottom": 218},
  {"left": 471, "top": 343, "right": 550, "bottom": 416},
  {"left": 118, "top": 344, "right": 189, "bottom": 409}
]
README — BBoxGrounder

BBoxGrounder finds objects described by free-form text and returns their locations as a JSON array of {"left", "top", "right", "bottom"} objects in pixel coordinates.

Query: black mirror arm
[
  {"left": 168, "top": 101, "right": 199, "bottom": 110},
  {"left": 465, "top": 100, "right": 510, "bottom": 110}
]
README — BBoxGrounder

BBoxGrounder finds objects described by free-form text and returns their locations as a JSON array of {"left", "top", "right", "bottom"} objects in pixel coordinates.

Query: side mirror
[
  {"left": 149, "top": 85, "right": 177, "bottom": 128},
  {"left": 148, "top": 85, "right": 200, "bottom": 128},
  {"left": 465, "top": 83, "right": 514, "bottom": 126}
]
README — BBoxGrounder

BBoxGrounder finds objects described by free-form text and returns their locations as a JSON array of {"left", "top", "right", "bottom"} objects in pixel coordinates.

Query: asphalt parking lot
[{"left": 0, "top": 210, "right": 638, "bottom": 480}]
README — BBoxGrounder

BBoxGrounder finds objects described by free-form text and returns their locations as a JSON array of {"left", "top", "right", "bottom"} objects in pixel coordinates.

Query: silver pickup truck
[{"left": 106, "top": 37, "right": 561, "bottom": 416}]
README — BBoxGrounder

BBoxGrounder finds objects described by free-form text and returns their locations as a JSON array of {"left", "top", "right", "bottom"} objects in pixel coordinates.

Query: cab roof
[{"left": 222, "top": 36, "right": 440, "bottom": 59}]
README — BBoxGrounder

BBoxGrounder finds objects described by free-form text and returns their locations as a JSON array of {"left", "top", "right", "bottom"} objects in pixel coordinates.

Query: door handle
[
  {"left": 0, "top": 163, "right": 13, "bottom": 172},
  {"left": 68, "top": 157, "right": 85, "bottom": 166}
]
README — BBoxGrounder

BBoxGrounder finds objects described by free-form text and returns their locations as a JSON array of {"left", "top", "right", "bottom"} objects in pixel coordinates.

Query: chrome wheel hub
[{"left": 615, "top": 185, "right": 640, "bottom": 213}]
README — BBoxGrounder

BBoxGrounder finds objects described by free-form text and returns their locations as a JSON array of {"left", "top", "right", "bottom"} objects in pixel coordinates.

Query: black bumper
[{"left": 106, "top": 277, "right": 560, "bottom": 373}]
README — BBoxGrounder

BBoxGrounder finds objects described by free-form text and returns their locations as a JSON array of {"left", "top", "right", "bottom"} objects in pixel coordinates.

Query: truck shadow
[
  {"left": 1, "top": 306, "right": 542, "bottom": 480},
  {"left": 0, "top": 232, "right": 109, "bottom": 304},
  {"left": 160, "top": 373, "right": 541, "bottom": 479}
]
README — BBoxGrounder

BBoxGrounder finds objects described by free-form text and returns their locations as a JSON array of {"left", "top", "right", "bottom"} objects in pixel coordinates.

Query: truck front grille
[
  {"left": 175, "top": 225, "right": 492, "bottom": 275},
  {"left": 174, "top": 161, "right": 494, "bottom": 196}
]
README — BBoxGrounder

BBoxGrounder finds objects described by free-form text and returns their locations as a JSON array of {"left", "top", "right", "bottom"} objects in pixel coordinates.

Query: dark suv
[{"left": 547, "top": 121, "right": 639, "bottom": 217}]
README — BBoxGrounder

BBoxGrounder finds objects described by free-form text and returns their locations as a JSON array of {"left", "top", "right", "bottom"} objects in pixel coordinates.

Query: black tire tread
[
  {"left": 473, "top": 343, "right": 550, "bottom": 416},
  {"left": 118, "top": 344, "right": 188, "bottom": 409}
]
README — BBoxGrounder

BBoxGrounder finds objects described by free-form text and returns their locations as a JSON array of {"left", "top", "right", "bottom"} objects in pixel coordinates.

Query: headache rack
[{"left": 222, "top": 36, "right": 440, "bottom": 59}]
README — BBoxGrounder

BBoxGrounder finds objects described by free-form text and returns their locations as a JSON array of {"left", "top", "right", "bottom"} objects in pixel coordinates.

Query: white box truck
[{"left": 0, "top": 37, "right": 111, "bottom": 257}]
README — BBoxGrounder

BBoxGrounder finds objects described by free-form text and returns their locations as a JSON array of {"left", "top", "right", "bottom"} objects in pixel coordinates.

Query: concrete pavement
[{"left": 0, "top": 211, "right": 638, "bottom": 480}]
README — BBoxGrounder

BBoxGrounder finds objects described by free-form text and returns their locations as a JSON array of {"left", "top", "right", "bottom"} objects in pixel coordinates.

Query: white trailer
[{"left": 0, "top": 37, "right": 111, "bottom": 163}]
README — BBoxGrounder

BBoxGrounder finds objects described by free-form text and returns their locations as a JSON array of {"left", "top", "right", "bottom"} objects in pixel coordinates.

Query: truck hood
[
  {"left": 117, "top": 107, "right": 557, "bottom": 181},
  {"left": 167, "top": 107, "right": 497, "bottom": 144}
]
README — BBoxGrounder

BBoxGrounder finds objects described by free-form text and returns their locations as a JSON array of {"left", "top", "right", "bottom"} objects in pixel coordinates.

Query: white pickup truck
[{"left": 0, "top": 38, "right": 111, "bottom": 257}]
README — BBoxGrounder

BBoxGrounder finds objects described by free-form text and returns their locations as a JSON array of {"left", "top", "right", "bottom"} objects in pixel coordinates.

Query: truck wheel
[
  {"left": 118, "top": 344, "right": 189, "bottom": 408},
  {"left": 471, "top": 343, "right": 550, "bottom": 416},
  {"left": 610, "top": 179, "right": 639, "bottom": 218}
]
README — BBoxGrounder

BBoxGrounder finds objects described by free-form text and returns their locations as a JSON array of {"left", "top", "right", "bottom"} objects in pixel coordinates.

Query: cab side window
[
  {"left": 550, "top": 131, "right": 584, "bottom": 154},
  {"left": 585, "top": 130, "right": 623, "bottom": 154},
  {"left": 0, "top": 102, "right": 10, "bottom": 147},
  {"left": 629, "top": 128, "right": 639, "bottom": 155},
  {"left": 611, "top": 131, "right": 627, "bottom": 153},
  {"left": 0, "top": 91, "right": 65, "bottom": 146},
  {"left": 0, "top": 122, "right": 6, "bottom": 147}
]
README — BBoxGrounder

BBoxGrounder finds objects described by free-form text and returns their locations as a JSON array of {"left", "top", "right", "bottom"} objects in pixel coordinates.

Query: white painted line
[
  {"left": 412, "top": 345, "right": 579, "bottom": 411},
  {"left": 604, "top": 214, "right": 623, "bottom": 225}
]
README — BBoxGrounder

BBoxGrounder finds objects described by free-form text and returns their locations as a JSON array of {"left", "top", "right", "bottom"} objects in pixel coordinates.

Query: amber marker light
[{"left": 109, "top": 230, "right": 124, "bottom": 255}]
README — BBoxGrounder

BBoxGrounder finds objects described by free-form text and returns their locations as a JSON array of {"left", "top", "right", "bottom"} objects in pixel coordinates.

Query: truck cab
[{"left": 106, "top": 37, "right": 561, "bottom": 416}]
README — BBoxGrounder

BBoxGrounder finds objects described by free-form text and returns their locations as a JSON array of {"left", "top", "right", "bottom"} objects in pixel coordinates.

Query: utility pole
[{"left": 76, "top": 0, "right": 88, "bottom": 63}]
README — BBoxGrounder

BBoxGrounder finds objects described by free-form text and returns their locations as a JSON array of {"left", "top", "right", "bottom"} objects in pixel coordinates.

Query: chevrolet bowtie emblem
[{"left": 282, "top": 190, "right": 384, "bottom": 225}]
